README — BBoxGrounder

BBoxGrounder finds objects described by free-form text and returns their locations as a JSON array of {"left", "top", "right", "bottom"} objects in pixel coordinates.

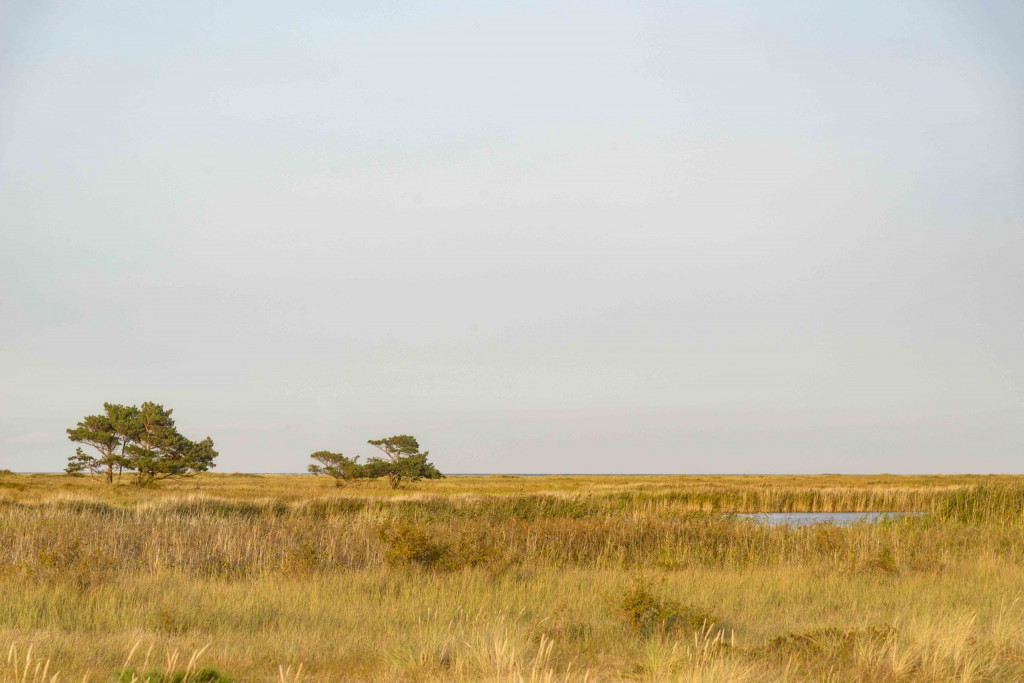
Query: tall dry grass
[{"left": 1, "top": 474, "right": 1022, "bottom": 681}]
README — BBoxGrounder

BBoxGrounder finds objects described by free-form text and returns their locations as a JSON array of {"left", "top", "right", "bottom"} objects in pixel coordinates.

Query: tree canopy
[
  {"left": 66, "top": 402, "right": 138, "bottom": 483},
  {"left": 366, "top": 435, "right": 443, "bottom": 489},
  {"left": 67, "top": 401, "right": 218, "bottom": 485},
  {"left": 308, "top": 435, "right": 442, "bottom": 489},
  {"left": 307, "top": 451, "right": 365, "bottom": 487}
]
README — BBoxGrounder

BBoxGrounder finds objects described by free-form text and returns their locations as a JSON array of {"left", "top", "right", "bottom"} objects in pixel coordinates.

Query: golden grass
[
  {"left": 0, "top": 471, "right": 999, "bottom": 505},
  {"left": 1, "top": 473, "right": 1023, "bottom": 681}
]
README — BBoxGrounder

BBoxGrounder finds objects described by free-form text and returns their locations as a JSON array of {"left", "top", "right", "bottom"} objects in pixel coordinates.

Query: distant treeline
[{"left": 65, "top": 401, "right": 441, "bottom": 488}]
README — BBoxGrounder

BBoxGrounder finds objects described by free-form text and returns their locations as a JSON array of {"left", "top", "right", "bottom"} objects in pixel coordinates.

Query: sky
[{"left": 1, "top": 0, "right": 1022, "bottom": 474}]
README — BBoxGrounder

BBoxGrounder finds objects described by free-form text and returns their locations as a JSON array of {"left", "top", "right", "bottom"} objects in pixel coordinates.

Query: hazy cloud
[
  {"left": 6, "top": 431, "right": 63, "bottom": 445},
  {"left": 1, "top": 0, "right": 1021, "bottom": 473},
  {"left": 202, "top": 422, "right": 289, "bottom": 433}
]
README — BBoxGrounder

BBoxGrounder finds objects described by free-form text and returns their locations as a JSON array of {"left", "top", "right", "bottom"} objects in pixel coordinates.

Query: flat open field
[{"left": 2, "top": 473, "right": 1023, "bottom": 681}]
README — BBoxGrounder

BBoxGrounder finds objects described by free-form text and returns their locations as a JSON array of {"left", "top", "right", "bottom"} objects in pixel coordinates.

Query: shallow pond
[{"left": 736, "top": 512, "right": 921, "bottom": 526}]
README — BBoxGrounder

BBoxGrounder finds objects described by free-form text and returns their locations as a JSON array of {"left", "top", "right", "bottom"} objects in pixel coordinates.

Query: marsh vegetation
[{"left": 2, "top": 473, "right": 1023, "bottom": 681}]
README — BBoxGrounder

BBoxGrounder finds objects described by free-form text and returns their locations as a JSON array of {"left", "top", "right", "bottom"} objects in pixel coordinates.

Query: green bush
[
  {"left": 377, "top": 521, "right": 500, "bottom": 571},
  {"left": 379, "top": 521, "right": 448, "bottom": 568},
  {"left": 612, "top": 579, "right": 720, "bottom": 639}
]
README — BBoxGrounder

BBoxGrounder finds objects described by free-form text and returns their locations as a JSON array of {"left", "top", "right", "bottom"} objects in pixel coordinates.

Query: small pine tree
[
  {"left": 365, "top": 435, "right": 443, "bottom": 489},
  {"left": 66, "top": 403, "right": 138, "bottom": 483},
  {"left": 308, "top": 451, "right": 365, "bottom": 486}
]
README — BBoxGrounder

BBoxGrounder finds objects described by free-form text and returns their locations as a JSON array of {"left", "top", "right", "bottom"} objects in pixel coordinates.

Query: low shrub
[
  {"left": 379, "top": 521, "right": 448, "bottom": 568},
  {"left": 612, "top": 579, "right": 721, "bottom": 639},
  {"left": 377, "top": 521, "right": 501, "bottom": 571},
  {"left": 862, "top": 545, "right": 899, "bottom": 574},
  {"left": 115, "top": 667, "right": 232, "bottom": 682}
]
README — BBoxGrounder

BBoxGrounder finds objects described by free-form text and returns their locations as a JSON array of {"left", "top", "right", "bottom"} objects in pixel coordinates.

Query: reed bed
[{"left": 1, "top": 473, "right": 1022, "bottom": 681}]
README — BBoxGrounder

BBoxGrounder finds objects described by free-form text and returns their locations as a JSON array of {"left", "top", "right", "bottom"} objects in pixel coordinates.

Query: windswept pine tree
[
  {"left": 308, "top": 451, "right": 365, "bottom": 487},
  {"left": 66, "top": 401, "right": 218, "bottom": 485},
  {"left": 366, "top": 435, "right": 443, "bottom": 489},
  {"left": 307, "top": 435, "right": 443, "bottom": 489}
]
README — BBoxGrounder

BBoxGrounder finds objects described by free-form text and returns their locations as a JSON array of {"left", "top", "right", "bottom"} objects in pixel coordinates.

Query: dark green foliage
[
  {"left": 377, "top": 520, "right": 498, "bottom": 571},
  {"left": 308, "top": 451, "right": 366, "bottom": 486},
  {"left": 612, "top": 579, "right": 720, "bottom": 639},
  {"left": 365, "top": 435, "right": 443, "bottom": 489},
  {"left": 378, "top": 520, "right": 448, "bottom": 567},
  {"left": 125, "top": 403, "right": 218, "bottom": 486},
  {"left": 66, "top": 401, "right": 217, "bottom": 486},
  {"left": 65, "top": 402, "right": 138, "bottom": 483},
  {"left": 305, "top": 436, "right": 442, "bottom": 489}
]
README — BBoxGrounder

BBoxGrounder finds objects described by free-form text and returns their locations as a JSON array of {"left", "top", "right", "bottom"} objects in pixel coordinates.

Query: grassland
[{"left": 2, "top": 472, "right": 1023, "bottom": 681}]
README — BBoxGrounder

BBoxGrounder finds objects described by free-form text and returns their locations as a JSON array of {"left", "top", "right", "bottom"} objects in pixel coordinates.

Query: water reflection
[{"left": 736, "top": 512, "right": 920, "bottom": 526}]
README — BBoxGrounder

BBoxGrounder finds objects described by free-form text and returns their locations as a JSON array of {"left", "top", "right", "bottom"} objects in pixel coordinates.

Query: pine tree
[
  {"left": 308, "top": 451, "right": 365, "bottom": 486},
  {"left": 365, "top": 435, "right": 442, "bottom": 489},
  {"left": 65, "top": 403, "right": 138, "bottom": 483},
  {"left": 67, "top": 401, "right": 218, "bottom": 486}
]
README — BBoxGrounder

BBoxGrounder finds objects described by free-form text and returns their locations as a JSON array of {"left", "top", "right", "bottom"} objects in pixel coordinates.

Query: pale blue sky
[{"left": 1, "top": 1, "right": 1022, "bottom": 473}]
